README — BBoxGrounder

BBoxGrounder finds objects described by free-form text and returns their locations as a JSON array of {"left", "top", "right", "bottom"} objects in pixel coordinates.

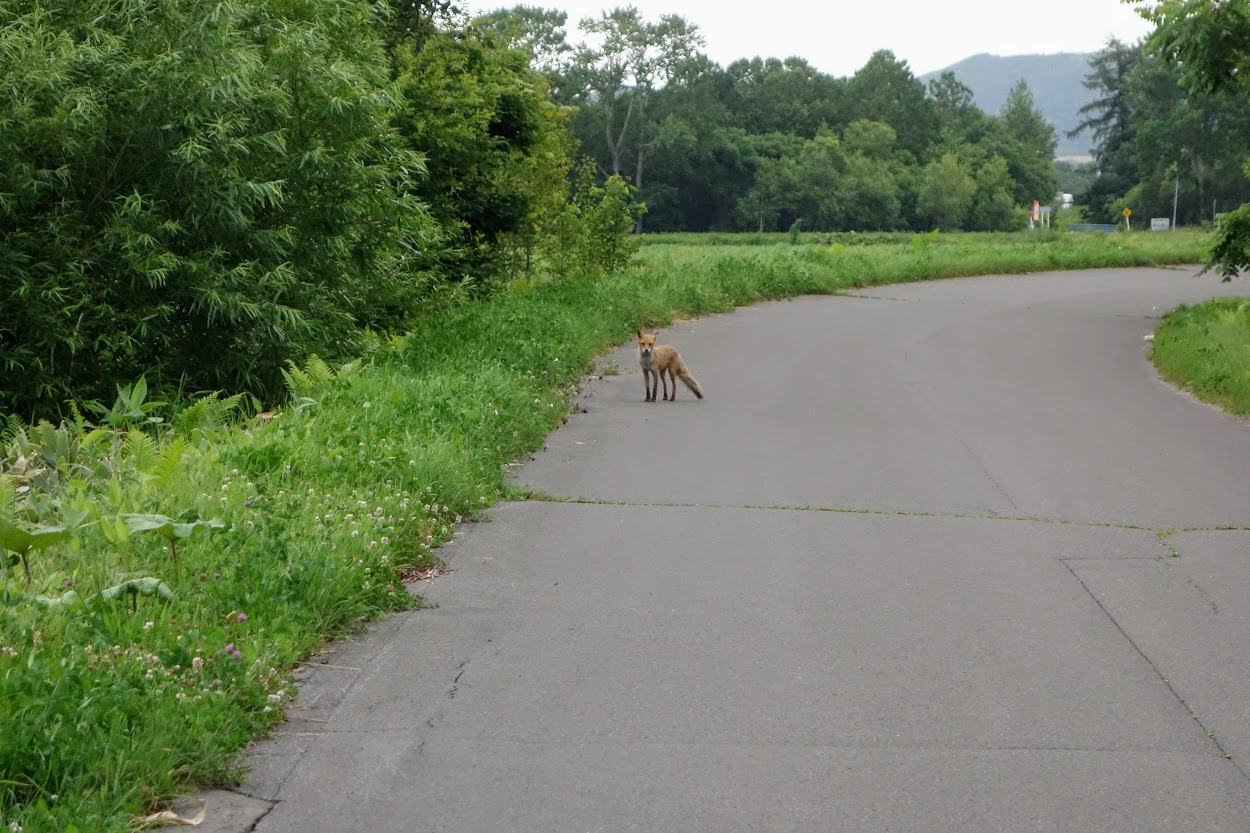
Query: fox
[{"left": 636, "top": 330, "right": 704, "bottom": 402}]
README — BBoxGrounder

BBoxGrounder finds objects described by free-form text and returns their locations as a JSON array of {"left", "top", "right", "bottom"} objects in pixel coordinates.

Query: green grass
[
  {"left": 0, "top": 229, "right": 1214, "bottom": 831},
  {"left": 1152, "top": 297, "right": 1250, "bottom": 417}
]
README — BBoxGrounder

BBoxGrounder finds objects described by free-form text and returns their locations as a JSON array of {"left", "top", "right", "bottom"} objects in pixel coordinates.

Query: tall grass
[
  {"left": 1152, "top": 297, "right": 1250, "bottom": 417},
  {"left": 0, "top": 230, "right": 1213, "bottom": 831}
]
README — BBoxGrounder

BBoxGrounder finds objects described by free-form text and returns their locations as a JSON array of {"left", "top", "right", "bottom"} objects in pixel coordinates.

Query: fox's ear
[{"left": 636, "top": 330, "right": 643, "bottom": 339}]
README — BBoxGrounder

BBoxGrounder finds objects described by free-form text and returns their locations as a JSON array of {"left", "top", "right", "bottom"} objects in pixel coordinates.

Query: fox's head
[{"left": 636, "top": 331, "right": 657, "bottom": 358}]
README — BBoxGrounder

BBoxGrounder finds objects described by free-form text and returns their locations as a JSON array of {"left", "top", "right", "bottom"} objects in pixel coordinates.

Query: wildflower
[
  {"left": 409, "top": 460, "right": 416, "bottom": 466},
  {"left": 245, "top": 520, "right": 254, "bottom": 529},
  {"left": 192, "top": 657, "right": 203, "bottom": 673},
  {"left": 236, "top": 612, "right": 248, "bottom": 623},
  {"left": 199, "top": 572, "right": 208, "bottom": 582},
  {"left": 369, "top": 541, "right": 378, "bottom": 549},
  {"left": 268, "top": 693, "right": 282, "bottom": 704},
  {"left": 143, "top": 621, "right": 154, "bottom": 630},
  {"left": 380, "top": 537, "right": 389, "bottom": 545},
  {"left": 351, "top": 530, "right": 360, "bottom": 538},
  {"left": 361, "top": 581, "right": 371, "bottom": 590}
]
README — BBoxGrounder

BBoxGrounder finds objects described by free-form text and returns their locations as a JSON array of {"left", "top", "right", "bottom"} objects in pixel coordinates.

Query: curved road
[{"left": 219, "top": 268, "right": 1250, "bottom": 832}]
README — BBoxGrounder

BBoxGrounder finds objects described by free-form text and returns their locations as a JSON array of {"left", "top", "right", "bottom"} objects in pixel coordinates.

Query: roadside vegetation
[{"left": 1152, "top": 298, "right": 1250, "bottom": 418}]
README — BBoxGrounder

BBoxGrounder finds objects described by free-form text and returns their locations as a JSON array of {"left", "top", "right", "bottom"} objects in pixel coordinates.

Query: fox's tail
[{"left": 677, "top": 366, "right": 704, "bottom": 399}]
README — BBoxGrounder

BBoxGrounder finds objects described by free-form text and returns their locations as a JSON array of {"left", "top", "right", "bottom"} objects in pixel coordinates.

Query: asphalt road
[{"left": 202, "top": 267, "right": 1250, "bottom": 832}]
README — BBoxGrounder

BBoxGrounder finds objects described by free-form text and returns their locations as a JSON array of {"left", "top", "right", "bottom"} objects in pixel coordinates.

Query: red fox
[{"left": 636, "top": 330, "right": 704, "bottom": 402}]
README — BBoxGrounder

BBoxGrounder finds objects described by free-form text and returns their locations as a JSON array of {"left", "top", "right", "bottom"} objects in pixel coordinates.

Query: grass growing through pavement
[
  {"left": 0, "top": 230, "right": 1212, "bottom": 831},
  {"left": 1152, "top": 297, "right": 1250, "bottom": 418}
]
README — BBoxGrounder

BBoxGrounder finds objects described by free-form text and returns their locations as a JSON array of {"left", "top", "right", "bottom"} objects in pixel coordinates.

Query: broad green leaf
[
  {"left": 121, "top": 513, "right": 227, "bottom": 541},
  {"left": 97, "top": 577, "right": 174, "bottom": 603},
  {"left": 34, "top": 589, "right": 83, "bottom": 611},
  {"left": 0, "top": 519, "right": 69, "bottom": 554}
]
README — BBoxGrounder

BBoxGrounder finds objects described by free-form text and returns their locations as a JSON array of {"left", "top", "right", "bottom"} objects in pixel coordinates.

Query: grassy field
[
  {"left": 0, "top": 229, "right": 1214, "bottom": 831},
  {"left": 1152, "top": 296, "right": 1250, "bottom": 418}
]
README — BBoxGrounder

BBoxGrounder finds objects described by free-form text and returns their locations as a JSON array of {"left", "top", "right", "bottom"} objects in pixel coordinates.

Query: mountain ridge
[{"left": 919, "top": 52, "right": 1096, "bottom": 159}]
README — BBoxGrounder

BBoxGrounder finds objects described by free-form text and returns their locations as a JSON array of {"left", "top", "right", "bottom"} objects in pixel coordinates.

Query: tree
[
  {"left": 564, "top": 7, "right": 703, "bottom": 196},
  {"left": 721, "top": 57, "right": 846, "bottom": 138},
  {"left": 1071, "top": 39, "right": 1142, "bottom": 222},
  {"left": 473, "top": 5, "right": 573, "bottom": 77},
  {"left": 844, "top": 51, "right": 939, "bottom": 160},
  {"left": 1133, "top": 0, "right": 1250, "bottom": 279},
  {"left": 390, "top": 22, "right": 572, "bottom": 290},
  {"left": 928, "top": 71, "right": 990, "bottom": 146},
  {"left": 917, "top": 153, "right": 976, "bottom": 230},
  {"left": 996, "top": 80, "right": 1060, "bottom": 206},
  {"left": 0, "top": 0, "right": 437, "bottom": 420}
]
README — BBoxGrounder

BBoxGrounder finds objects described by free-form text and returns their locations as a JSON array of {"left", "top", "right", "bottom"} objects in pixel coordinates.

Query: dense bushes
[
  {"left": 0, "top": 0, "right": 644, "bottom": 421},
  {"left": 0, "top": 0, "right": 440, "bottom": 419}
]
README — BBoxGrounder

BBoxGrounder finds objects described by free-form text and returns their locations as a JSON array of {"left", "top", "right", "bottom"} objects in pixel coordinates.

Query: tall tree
[
  {"left": 1133, "top": 0, "right": 1250, "bottom": 279},
  {"left": 844, "top": 51, "right": 938, "bottom": 160},
  {"left": 1071, "top": 39, "right": 1142, "bottom": 222},
  {"left": 996, "top": 79, "right": 1060, "bottom": 205},
  {"left": 565, "top": 6, "right": 703, "bottom": 192}
]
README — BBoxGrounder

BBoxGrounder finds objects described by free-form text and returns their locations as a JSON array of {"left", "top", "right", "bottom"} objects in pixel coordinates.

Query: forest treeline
[{"left": 3, "top": 1, "right": 1248, "bottom": 420}]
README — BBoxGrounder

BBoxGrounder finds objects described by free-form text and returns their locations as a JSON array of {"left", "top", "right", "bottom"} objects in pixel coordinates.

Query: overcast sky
[{"left": 478, "top": 0, "right": 1157, "bottom": 78}]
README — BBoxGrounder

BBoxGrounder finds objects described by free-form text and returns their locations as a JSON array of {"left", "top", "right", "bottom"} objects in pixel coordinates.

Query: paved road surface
[{"left": 202, "top": 268, "right": 1250, "bottom": 832}]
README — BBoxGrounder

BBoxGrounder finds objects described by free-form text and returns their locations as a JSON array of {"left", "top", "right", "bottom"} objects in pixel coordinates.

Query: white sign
[{"left": 1151, "top": 218, "right": 1170, "bottom": 231}]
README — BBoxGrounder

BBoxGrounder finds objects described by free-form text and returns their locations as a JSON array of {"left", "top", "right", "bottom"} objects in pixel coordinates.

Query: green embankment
[
  {"left": 0, "top": 231, "right": 1213, "bottom": 831},
  {"left": 1152, "top": 297, "right": 1250, "bottom": 418}
]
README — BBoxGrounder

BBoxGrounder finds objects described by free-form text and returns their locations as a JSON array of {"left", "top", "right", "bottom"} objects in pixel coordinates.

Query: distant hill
[{"left": 919, "top": 53, "right": 1096, "bottom": 159}]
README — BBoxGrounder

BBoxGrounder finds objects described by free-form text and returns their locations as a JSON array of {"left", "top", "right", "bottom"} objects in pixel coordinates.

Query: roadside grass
[
  {"left": 0, "top": 230, "right": 1214, "bottom": 831},
  {"left": 1152, "top": 297, "right": 1250, "bottom": 418}
]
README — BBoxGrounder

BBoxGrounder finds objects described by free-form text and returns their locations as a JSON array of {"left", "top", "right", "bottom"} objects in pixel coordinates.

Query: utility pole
[{"left": 1171, "top": 165, "right": 1179, "bottom": 231}]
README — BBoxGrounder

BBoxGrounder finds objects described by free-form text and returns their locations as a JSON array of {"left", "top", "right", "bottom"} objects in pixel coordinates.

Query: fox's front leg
[{"left": 643, "top": 368, "right": 656, "bottom": 402}]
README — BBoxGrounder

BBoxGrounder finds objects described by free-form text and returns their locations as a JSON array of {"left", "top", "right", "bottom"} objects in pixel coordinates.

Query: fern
[
  {"left": 305, "top": 355, "right": 336, "bottom": 385},
  {"left": 153, "top": 437, "right": 190, "bottom": 488},
  {"left": 281, "top": 361, "right": 314, "bottom": 398},
  {"left": 122, "top": 431, "right": 159, "bottom": 475},
  {"left": 174, "top": 391, "right": 245, "bottom": 438},
  {"left": 0, "top": 413, "right": 23, "bottom": 444},
  {"left": 0, "top": 475, "right": 15, "bottom": 519}
]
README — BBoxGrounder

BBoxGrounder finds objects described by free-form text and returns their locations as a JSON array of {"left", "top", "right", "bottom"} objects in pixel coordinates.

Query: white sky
[{"left": 474, "top": 0, "right": 1157, "bottom": 78}]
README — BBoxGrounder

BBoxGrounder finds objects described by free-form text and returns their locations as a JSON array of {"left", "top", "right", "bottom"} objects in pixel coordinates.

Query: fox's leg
[
  {"left": 662, "top": 367, "right": 673, "bottom": 400},
  {"left": 643, "top": 368, "right": 655, "bottom": 401}
]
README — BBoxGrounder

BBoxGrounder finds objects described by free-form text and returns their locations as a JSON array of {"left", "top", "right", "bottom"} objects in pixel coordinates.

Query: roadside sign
[
  {"left": 1122, "top": 208, "right": 1132, "bottom": 217},
  {"left": 1150, "top": 218, "right": 1170, "bottom": 231}
]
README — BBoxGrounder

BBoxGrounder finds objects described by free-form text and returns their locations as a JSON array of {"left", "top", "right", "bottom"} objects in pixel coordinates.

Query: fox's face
[{"left": 636, "top": 331, "right": 657, "bottom": 358}]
